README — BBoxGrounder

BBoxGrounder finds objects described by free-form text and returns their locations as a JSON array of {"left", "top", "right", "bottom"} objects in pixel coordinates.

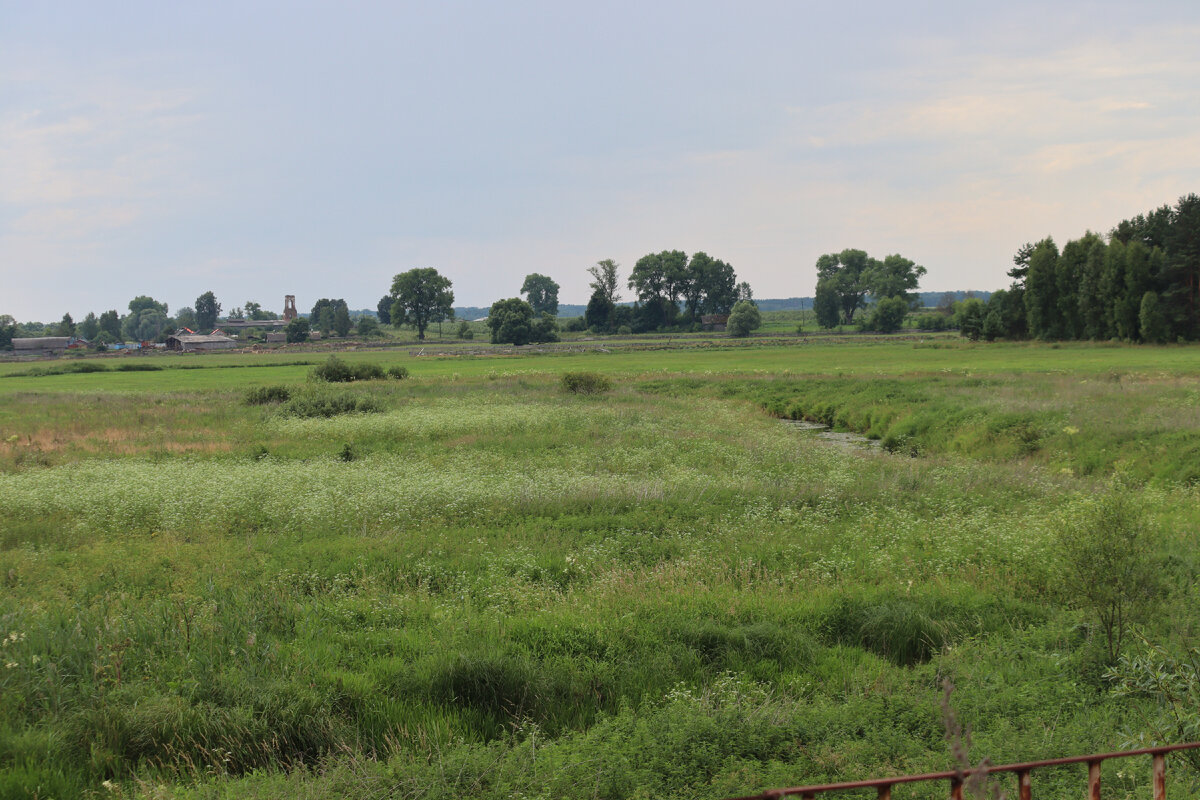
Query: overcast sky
[{"left": 3, "top": 1, "right": 1200, "bottom": 321}]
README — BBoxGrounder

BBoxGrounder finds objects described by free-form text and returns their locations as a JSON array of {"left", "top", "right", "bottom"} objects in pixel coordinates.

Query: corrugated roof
[
  {"left": 13, "top": 337, "right": 71, "bottom": 348},
  {"left": 169, "top": 334, "right": 235, "bottom": 344}
]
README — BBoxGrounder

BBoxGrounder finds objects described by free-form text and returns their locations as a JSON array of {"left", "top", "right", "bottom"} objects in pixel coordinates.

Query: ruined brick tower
[{"left": 282, "top": 295, "right": 298, "bottom": 322}]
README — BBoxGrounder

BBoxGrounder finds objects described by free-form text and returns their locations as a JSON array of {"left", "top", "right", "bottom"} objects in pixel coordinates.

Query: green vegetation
[{"left": 1, "top": 340, "right": 1199, "bottom": 798}]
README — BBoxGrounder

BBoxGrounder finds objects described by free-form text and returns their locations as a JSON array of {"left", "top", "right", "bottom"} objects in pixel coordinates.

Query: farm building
[
  {"left": 165, "top": 333, "right": 237, "bottom": 352},
  {"left": 265, "top": 332, "right": 287, "bottom": 342},
  {"left": 13, "top": 337, "right": 71, "bottom": 355},
  {"left": 700, "top": 314, "right": 729, "bottom": 332}
]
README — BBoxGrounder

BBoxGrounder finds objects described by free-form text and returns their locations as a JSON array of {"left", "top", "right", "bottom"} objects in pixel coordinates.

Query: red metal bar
[
  {"left": 876, "top": 785, "right": 891, "bottom": 800},
  {"left": 949, "top": 776, "right": 963, "bottom": 800},
  {"left": 1016, "top": 769, "right": 1031, "bottom": 800},
  {"left": 723, "top": 742, "right": 1200, "bottom": 800},
  {"left": 1153, "top": 753, "right": 1166, "bottom": 800},
  {"left": 1087, "top": 759, "right": 1101, "bottom": 800}
]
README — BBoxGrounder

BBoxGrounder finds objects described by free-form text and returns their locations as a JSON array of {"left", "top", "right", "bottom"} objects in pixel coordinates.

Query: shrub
[
  {"left": 561, "top": 371, "right": 612, "bottom": 395},
  {"left": 1056, "top": 483, "right": 1163, "bottom": 660},
  {"left": 616, "top": 325, "right": 632, "bottom": 336},
  {"left": 281, "top": 388, "right": 383, "bottom": 418},
  {"left": 726, "top": 300, "right": 762, "bottom": 337},
  {"left": 309, "top": 356, "right": 387, "bottom": 383},
  {"left": 387, "top": 365, "right": 410, "bottom": 380},
  {"left": 309, "top": 356, "right": 354, "bottom": 383},
  {"left": 113, "top": 362, "right": 162, "bottom": 372},
  {"left": 350, "top": 362, "right": 385, "bottom": 381},
  {"left": 244, "top": 385, "right": 292, "bottom": 405},
  {"left": 456, "top": 321, "right": 474, "bottom": 340}
]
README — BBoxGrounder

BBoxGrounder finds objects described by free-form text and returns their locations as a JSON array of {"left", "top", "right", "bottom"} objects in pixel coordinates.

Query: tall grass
[{"left": 0, "top": 353, "right": 1198, "bottom": 798}]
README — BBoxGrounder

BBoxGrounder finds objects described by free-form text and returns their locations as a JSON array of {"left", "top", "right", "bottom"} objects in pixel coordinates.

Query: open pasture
[{"left": 1, "top": 340, "right": 1199, "bottom": 799}]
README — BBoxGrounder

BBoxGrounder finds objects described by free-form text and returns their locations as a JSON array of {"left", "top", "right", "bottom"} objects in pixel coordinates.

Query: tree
[
  {"left": 0, "top": 321, "right": 13, "bottom": 351},
  {"left": 285, "top": 317, "right": 310, "bottom": 343},
  {"left": 55, "top": 313, "right": 76, "bottom": 337},
  {"left": 227, "top": 306, "right": 245, "bottom": 320},
  {"left": 1023, "top": 238, "right": 1060, "bottom": 339},
  {"left": 78, "top": 312, "right": 99, "bottom": 340},
  {"left": 310, "top": 299, "right": 349, "bottom": 335},
  {"left": 244, "top": 301, "right": 264, "bottom": 320},
  {"left": 813, "top": 284, "right": 841, "bottom": 329},
  {"left": 98, "top": 310, "right": 121, "bottom": 339},
  {"left": 488, "top": 298, "right": 535, "bottom": 345},
  {"left": 736, "top": 281, "right": 753, "bottom": 302},
  {"left": 376, "top": 295, "right": 393, "bottom": 325},
  {"left": 726, "top": 300, "right": 762, "bottom": 337},
  {"left": 814, "top": 249, "right": 873, "bottom": 324},
  {"left": 1139, "top": 291, "right": 1169, "bottom": 343},
  {"left": 955, "top": 298, "right": 986, "bottom": 341},
  {"left": 175, "top": 307, "right": 198, "bottom": 331},
  {"left": 629, "top": 250, "right": 687, "bottom": 329},
  {"left": 390, "top": 268, "right": 454, "bottom": 340},
  {"left": 866, "top": 296, "right": 908, "bottom": 333},
  {"left": 195, "top": 291, "right": 221, "bottom": 331},
  {"left": 869, "top": 254, "right": 927, "bottom": 307},
  {"left": 682, "top": 252, "right": 738, "bottom": 320},
  {"left": 585, "top": 291, "right": 615, "bottom": 332},
  {"left": 587, "top": 259, "right": 621, "bottom": 305},
  {"left": 129, "top": 296, "right": 168, "bottom": 317},
  {"left": 123, "top": 309, "right": 169, "bottom": 341},
  {"left": 333, "top": 304, "right": 352, "bottom": 337},
  {"left": 521, "top": 273, "right": 560, "bottom": 316},
  {"left": 356, "top": 316, "right": 380, "bottom": 337}
]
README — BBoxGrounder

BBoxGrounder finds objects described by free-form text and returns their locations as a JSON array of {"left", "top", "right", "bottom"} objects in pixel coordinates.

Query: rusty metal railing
[{"left": 726, "top": 742, "right": 1200, "bottom": 800}]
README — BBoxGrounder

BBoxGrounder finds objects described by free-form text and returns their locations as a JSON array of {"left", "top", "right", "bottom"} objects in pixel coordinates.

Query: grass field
[{"left": 1, "top": 339, "right": 1199, "bottom": 799}]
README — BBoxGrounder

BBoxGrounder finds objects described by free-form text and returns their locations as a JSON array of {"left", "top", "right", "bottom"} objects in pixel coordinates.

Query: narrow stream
[{"left": 780, "top": 419, "right": 882, "bottom": 452}]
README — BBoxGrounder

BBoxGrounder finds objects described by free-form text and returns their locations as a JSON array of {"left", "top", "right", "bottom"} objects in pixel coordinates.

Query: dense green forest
[{"left": 963, "top": 194, "right": 1200, "bottom": 342}]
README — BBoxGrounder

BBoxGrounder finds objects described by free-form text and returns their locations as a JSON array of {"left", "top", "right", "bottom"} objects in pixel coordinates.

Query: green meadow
[{"left": 1, "top": 339, "right": 1199, "bottom": 799}]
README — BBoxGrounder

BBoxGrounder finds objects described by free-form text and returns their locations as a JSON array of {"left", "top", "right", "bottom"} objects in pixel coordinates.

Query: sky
[{"left": 3, "top": 1, "right": 1200, "bottom": 321}]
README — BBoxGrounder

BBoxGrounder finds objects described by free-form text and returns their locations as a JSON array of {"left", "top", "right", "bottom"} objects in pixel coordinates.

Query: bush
[
  {"left": 1055, "top": 482, "right": 1163, "bottom": 661},
  {"left": 350, "top": 362, "right": 385, "bottom": 381},
  {"left": 245, "top": 385, "right": 292, "bottom": 405},
  {"left": 281, "top": 388, "right": 383, "bottom": 418},
  {"left": 561, "top": 371, "right": 612, "bottom": 395},
  {"left": 616, "top": 325, "right": 632, "bottom": 336},
  {"left": 387, "top": 365, "right": 410, "bottom": 380},
  {"left": 456, "top": 321, "right": 474, "bottom": 340},
  {"left": 309, "top": 356, "right": 388, "bottom": 383},
  {"left": 726, "top": 300, "right": 762, "bottom": 337}
]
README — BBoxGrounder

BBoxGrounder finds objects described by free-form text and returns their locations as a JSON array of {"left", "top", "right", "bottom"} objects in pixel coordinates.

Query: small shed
[
  {"left": 700, "top": 314, "right": 729, "bottom": 332},
  {"left": 13, "top": 337, "right": 71, "bottom": 355},
  {"left": 265, "top": 332, "right": 287, "bottom": 343},
  {"left": 165, "top": 334, "right": 237, "bottom": 352}
]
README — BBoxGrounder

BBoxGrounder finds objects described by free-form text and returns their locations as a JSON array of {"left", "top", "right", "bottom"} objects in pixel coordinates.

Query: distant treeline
[
  {"left": 962, "top": 194, "right": 1200, "bottom": 342},
  {"left": 445, "top": 291, "right": 988, "bottom": 321}
]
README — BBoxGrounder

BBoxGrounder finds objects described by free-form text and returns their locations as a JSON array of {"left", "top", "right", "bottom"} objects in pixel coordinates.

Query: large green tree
[
  {"left": 814, "top": 249, "right": 872, "bottom": 324},
  {"left": 521, "top": 274, "right": 560, "bottom": 316},
  {"left": 389, "top": 268, "right": 454, "bottom": 340},
  {"left": 629, "top": 250, "right": 687, "bottom": 330},
  {"left": 587, "top": 259, "right": 621, "bottom": 305},
  {"left": 194, "top": 291, "right": 221, "bottom": 331},
  {"left": 682, "top": 252, "right": 738, "bottom": 320},
  {"left": 1023, "top": 238, "right": 1060, "bottom": 339},
  {"left": 98, "top": 310, "right": 121, "bottom": 339},
  {"left": 78, "top": 312, "right": 99, "bottom": 340},
  {"left": 488, "top": 298, "right": 559, "bottom": 345}
]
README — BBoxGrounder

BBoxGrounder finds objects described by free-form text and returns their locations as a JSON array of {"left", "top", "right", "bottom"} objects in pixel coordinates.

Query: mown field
[{"left": 2, "top": 339, "right": 1199, "bottom": 799}]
